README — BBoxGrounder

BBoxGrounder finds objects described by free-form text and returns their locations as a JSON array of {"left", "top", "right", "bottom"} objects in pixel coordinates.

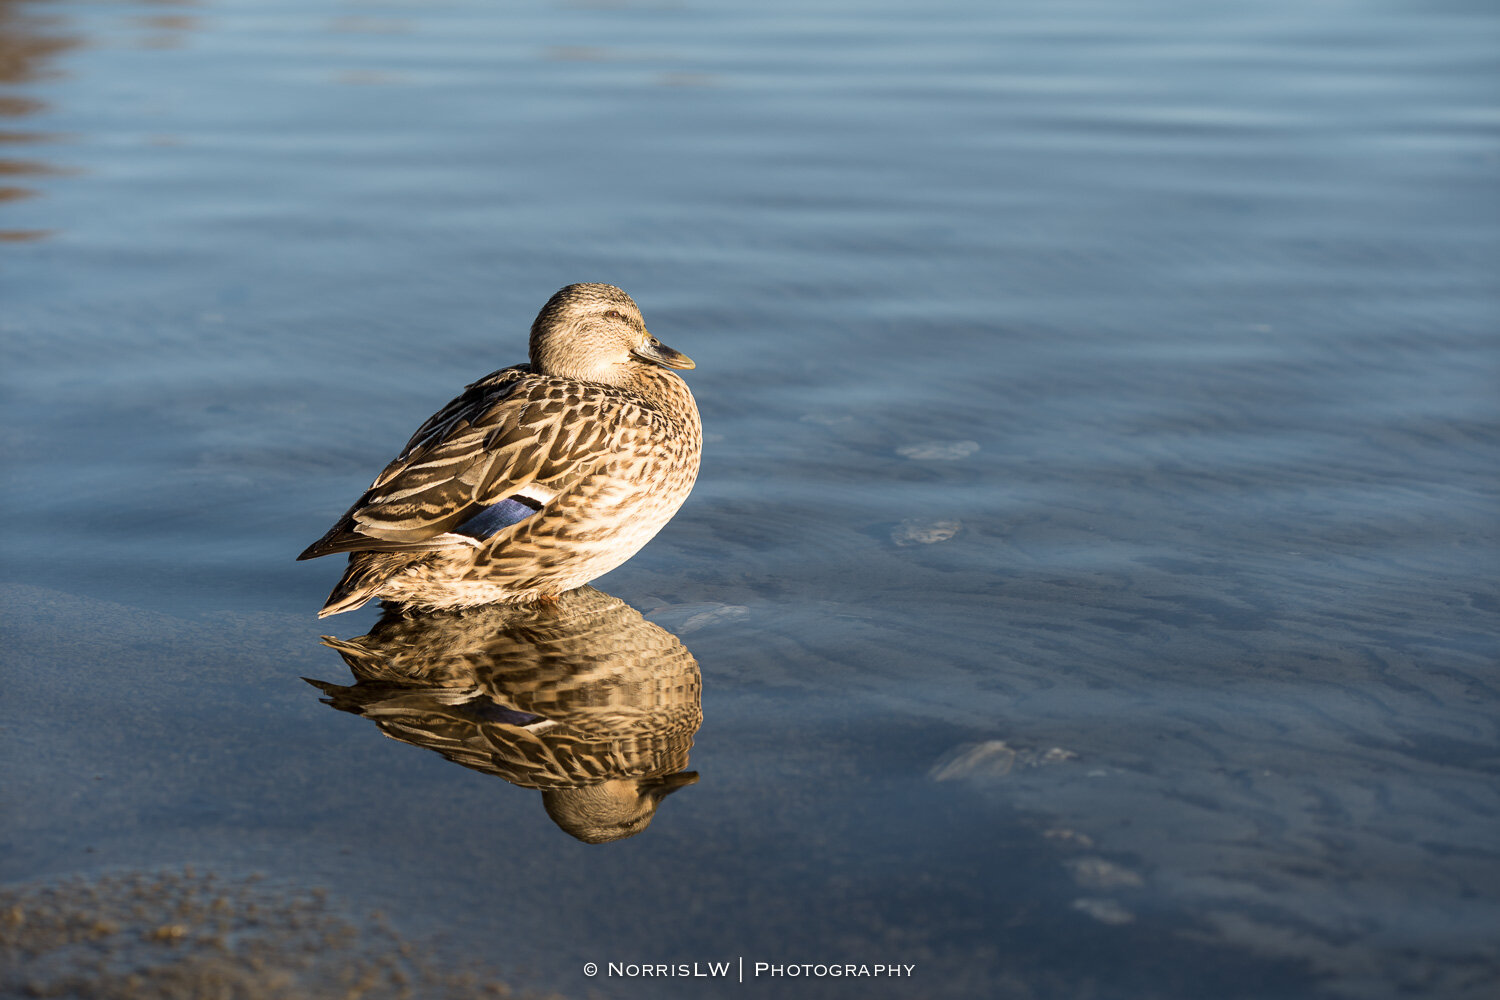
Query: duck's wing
[{"left": 298, "top": 368, "right": 647, "bottom": 559}]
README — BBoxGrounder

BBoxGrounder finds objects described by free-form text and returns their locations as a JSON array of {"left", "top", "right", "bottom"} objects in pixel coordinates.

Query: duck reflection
[
  {"left": 307, "top": 587, "right": 700, "bottom": 843},
  {"left": 0, "top": 2, "right": 81, "bottom": 241}
]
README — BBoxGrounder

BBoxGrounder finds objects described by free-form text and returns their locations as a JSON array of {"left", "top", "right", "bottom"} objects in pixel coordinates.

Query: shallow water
[{"left": 3, "top": 0, "right": 1498, "bottom": 997}]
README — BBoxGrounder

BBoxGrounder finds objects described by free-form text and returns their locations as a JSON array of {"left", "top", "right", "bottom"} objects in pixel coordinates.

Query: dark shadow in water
[{"left": 307, "top": 586, "right": 701, "bottom": 845}]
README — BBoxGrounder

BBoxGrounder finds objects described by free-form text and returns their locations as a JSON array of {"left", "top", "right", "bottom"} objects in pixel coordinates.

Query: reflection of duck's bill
[{"left": 641, "top": 770, "right": 699, "bottom": 796}]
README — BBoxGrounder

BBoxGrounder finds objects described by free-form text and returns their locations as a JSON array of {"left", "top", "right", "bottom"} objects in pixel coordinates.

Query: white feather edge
[{"left": 434, "top": 483, "right": 560, "bottom": 549}]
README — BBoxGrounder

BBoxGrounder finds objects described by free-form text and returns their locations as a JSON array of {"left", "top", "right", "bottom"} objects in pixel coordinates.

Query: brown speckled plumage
[{"left": 299, "top": 284, "right": 701, "bottom": 617}]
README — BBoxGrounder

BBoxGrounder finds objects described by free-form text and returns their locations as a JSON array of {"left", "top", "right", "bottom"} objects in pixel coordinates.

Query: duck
[{"left": 298, "top": 283, "right": 702, "bottom": 617}]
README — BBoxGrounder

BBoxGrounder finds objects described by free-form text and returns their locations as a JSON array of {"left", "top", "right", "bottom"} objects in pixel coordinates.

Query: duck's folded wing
[
  {"left": 298, "top": 371, "right": 634, "bottom": 559},
  {"left": 374, "top": 366, "right": 530, "bottom": 486}
]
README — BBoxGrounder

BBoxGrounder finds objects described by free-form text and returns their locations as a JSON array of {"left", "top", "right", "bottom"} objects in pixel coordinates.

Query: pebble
[
  {"left": 892, "top": 519, "right": 961, "bottom": 546},
  {"left": 930, "top": 740, "right": 1016, "bottom": 780},
  {"left": 1072, "top": 897, "right": 1136, "bottom": 925},
  {"left": 896, "top": 440, "right": 979, "bottom": 460},
  {"left": 1064, "top": 857, "right": 1145, "bottom": 889}
]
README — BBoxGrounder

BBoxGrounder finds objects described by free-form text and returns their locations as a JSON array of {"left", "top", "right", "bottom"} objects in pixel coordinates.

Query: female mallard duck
[{"left": 298, "top": 283, "right": 701, "bottom": 617}]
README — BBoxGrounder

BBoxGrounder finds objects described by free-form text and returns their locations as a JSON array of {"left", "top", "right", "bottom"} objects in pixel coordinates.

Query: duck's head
[
  {"left": 542, "top": 771, "right": 700, "bottom": 843},
  {"left": 529, "top": 283, "right": 694, "bottom": 385}
]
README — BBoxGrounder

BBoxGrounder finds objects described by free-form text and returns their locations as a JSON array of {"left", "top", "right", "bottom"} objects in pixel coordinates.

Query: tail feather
[{"left": 318, "top": 555, "right": 404, "bottom": 618}]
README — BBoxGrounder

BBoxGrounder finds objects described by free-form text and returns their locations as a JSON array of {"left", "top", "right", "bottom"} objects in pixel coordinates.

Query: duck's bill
[
  {"left": 633, "top": 339, "right": 696, "bottom": 370},
  {"left": 642, "top": 770, "right": 700, "bottom": 797}
]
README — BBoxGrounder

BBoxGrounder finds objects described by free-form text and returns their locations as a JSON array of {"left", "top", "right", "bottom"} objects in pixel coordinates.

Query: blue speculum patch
[
  {"left": 463, "top": 702, "right": 546, "bottom": 727},
  {"left": 453, "top": 497, "right": 542, "bottom": 538}
]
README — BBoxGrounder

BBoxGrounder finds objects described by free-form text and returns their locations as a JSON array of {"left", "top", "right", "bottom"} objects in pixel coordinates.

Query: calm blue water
[{"left": 3, "top": 1, "right": 1497, "bottom": 997}]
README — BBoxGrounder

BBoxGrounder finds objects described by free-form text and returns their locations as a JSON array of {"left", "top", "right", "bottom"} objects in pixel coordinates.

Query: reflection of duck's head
[
  {"left": 308, "top": 587, "right": 701, "bottom": 843},
  {"left": 543, "top": 771, "right": 700, "bottom": 844}
]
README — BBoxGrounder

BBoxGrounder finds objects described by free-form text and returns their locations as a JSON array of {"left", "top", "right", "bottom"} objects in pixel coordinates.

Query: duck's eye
[{"left": 603, "top": 309, "right": 628, "bottom": 323}]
